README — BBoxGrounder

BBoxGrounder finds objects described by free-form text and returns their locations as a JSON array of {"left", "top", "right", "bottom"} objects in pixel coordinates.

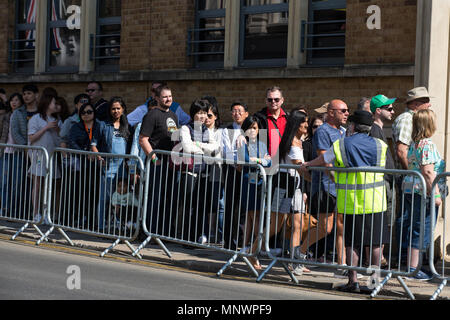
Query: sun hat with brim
[
  {"left": 406, "top": 87, "right": 431, "bottom": 103},
  {"left": 314, "top": 102, "right": 329, "bottom": 114},
  {"left": 348, "top": 110, "right": 374, "bottom": 126},
  {"left": 370, "top": 94, "right": 397, "bottom": 113}
]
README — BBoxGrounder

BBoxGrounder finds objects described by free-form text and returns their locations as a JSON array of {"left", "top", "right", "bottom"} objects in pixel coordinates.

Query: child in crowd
[{"left": 110, "top": 178, "right": 140, "bottom": 232}]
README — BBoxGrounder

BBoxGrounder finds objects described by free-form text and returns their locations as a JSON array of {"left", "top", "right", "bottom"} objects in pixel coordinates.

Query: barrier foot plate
[
  {"left": 370, "top": 272, "right": 392, "bottom": 299},
  {"left": 36, "top": 226, "right": 54, "bottom": 245},
  {"left": 397, "top": 276, "right": 415, "bottom": 300},
  {"left": 132, "top": 236, "right": 152, "bottom": 257},
  {"left": 430, "top": 279, "right": 447, "bottom": 300},
  {"left": 217, "top": 252, "right": 239, "bottom": 277},
  {"left": 256, "top": 258, "right": 277, "bottom": 283},
  {"left": 11, "top": 223, "right": 29, "bottom": 241},
  {"left": 101, "top": 239, "right": 121, "bottom": 257}
]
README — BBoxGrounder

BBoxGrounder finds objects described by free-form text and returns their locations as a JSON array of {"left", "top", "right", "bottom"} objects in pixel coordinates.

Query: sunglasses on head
[
  {"left": 267, "top": 98, "right": 281, "bottom": 103},
  {"left": 81, "top": 110, "right": 94, "bottom": 116},
  {"left": 79, "top": 99, "right": 89, "bottom": 104}
]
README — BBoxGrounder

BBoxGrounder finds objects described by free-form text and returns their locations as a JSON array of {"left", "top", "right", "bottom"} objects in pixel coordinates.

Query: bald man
[{"left": 303, "top": 99, "right": 349, "bottom": 277}]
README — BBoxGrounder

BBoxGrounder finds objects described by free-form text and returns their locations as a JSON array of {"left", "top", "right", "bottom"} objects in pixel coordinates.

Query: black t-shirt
[
  {"left": 370, "top": 123, "right": 395, "bottom": 170},
  {"left": 140, "top": 107, "right": 178, "bottom": 151},
  {"left": 95, "top": 99, "right": 110, "bottom": 122}
]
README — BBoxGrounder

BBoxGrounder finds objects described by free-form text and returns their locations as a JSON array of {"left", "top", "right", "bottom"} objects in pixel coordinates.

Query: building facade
[{"left": 1, "top": 0, "right": 449, "bottom": 257}]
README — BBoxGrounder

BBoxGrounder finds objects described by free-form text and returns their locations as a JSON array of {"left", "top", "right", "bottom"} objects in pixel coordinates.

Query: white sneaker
[
  {"left": 292, "top": 264, "right": 304, "bottom": 276},
  {"left": 198, "top": 235, "right": 208, "bottom": 244}
]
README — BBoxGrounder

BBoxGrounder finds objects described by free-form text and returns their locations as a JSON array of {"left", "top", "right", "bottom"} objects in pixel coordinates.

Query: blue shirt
[
  {"left": 312, "top": 122, "right": 346, "bottom": 196},
  {"left": 340, "top": 134, "right": 378, "bottom": 167}
]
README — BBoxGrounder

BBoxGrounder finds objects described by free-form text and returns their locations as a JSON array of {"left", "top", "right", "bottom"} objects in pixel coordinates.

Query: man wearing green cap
[{"left": 369, "top": 95, "right": 397, "bottom": 267}]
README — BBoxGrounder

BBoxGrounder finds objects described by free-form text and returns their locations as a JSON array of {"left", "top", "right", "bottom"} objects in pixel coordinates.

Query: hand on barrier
[{"left": 235, "top": 135, "right": 247, "bottom": 149}]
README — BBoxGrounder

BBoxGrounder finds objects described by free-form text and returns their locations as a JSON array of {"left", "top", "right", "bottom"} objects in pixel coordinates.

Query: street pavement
[{"left": 0, "top": 221, "right": 448, "bottom": 300}]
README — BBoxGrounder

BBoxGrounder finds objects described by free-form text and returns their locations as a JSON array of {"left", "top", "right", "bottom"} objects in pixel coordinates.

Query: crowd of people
[{"left": 0, "top": 82, "right": 446, "bottom": 291}]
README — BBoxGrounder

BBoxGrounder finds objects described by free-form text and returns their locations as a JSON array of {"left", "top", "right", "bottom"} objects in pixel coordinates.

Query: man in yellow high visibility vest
[{"left": 300, "top": 110, "right": 389, "bottom": 293}]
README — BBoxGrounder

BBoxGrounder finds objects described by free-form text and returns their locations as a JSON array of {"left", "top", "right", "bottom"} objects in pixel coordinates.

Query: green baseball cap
[{"left": 370, "top": 95, "right": 397, "bottom": 113}]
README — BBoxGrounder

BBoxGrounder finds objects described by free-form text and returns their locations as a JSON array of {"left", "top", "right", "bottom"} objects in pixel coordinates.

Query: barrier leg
[
  {"left": 256, "top": 258, "right": 278, "bottom": 283},
  {"left": 241, "top": 256, "right": 260, "bottom": 278},
  {"left": 11, "top": 223, "right": 29, "bottom": 241},
  {"left": 281, "top": 261, "right": 299, "bottom": 285},
  {"left": 57, "top": 227, "right": 75, "bottom": 247},
  {"left": 124, "top": 240, "right": 142, "bottom": 260},
  {"left": 370, "top": 272, "right": 392, "bottom": 299},
  {"left": 36, "top": 226, "right": 54, "bottom": 245},
  {"left": 132, "top": 236, "right": 172, "bottom": 259},
  {"left": 100, "top": 239, "right": 120, "bottom": 257},
  {"left": 430, "top": 279, "right": 447, "bottom": 300},
  {"left": 397, "top": 276, "right": 415, "bottom": 300},
  {"left": 217, "top": 252, "right": 239, "bottom": 277}
]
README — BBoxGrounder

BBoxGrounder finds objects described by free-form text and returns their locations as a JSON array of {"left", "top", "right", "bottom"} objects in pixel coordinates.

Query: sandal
[{"left": 248, "top": 257, "right": 262, "bottom": 270}]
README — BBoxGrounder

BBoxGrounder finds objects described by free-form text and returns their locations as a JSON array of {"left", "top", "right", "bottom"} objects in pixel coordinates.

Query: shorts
[
  {"left": 309, "top": 192, "right": 336, "bottom": 217},
  {"left": 343, "top": 212, "right": 390, "bottom": 249}
]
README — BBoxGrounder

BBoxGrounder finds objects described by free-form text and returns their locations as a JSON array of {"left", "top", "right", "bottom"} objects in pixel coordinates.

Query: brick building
[
  {"left": 1, "top": 0, "right": 450, "bottom": 259},
  {"left": 0, "top": 0, "right": 417, "bottom": 123}
]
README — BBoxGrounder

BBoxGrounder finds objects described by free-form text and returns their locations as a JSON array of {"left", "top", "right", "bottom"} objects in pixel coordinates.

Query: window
[
  {"left": 302, "top": 0, "right": 346, "bottom": 66},
  {"left": 239, "top": 0, "right": 289, "bottom": 67},
  {"left": 189, "top": 0, "right": 226, "bottom": 69},
  {"left": 93, "top": 0, "right": 121, "bottom": 72},
  {"left": 11, "top": 0, "right": 37, "bottom": 73},
  {"left": 47, "top": 0, "right": 82, "bottom": 73}
]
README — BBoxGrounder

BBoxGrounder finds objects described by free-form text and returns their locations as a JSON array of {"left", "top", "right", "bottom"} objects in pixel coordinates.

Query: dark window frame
[
  {"left": 92, "top": 1, "right": 122, "bottom": 72},
  {"left": 46, "top": 1, "right": 81, "bottom": 73},
  {"left": 302, "top": 0, "right": 346, "bottom": 66},
  {"left": 189, "top": 0, "right": 226, "bottom": 69},
  {"left": 239, "top": 1, "right": 289, "bottom": 68},
  {"left": 11, "top": 0, "right": 36, "bottom": 73}
]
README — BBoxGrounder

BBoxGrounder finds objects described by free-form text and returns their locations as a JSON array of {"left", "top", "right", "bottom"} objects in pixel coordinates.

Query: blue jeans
[
  {"left": 3, "top": 153, "right": 24, "bottom": 214},
  {"left": 397, "top": 193, "right": 438, "bottom": 252}
]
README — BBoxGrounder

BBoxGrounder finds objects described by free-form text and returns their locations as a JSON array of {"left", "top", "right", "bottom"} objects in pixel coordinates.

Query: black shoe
[{"left": 337, "top": 282, "right": 361, "bottom": 293}]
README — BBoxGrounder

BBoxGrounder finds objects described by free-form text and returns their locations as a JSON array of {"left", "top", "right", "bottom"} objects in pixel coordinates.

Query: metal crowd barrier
[
  {"left": 133, "top": 149, "right": 267, "bottom": 277},
  {"left": 429, "top": 172, "right": 449, "bottom": 300},
  {"left": 256, "top": 164, "right": 428, "bottom": 300},
  {"left": 37, "top": 148, "right": 146, "bottom": 258},
  {"left": 0, "top": 144, "right": 50, "bottom": 242}
]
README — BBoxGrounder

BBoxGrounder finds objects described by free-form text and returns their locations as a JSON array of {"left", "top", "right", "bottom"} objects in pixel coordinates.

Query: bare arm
[
  {"left": 396, "top": 142, "right": 409, "bottom": 170},
  {"left": 421, "top": 163, "right": 442, "bottom": 206}
]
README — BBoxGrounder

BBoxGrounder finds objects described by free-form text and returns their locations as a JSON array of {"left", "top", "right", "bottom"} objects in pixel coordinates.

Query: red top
[{"left": 266, "top": 108, "right": 287, "bottom": 156}]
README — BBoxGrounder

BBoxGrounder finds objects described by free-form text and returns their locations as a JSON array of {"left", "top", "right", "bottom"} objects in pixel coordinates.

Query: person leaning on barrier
[
  {"left": 68, "top": 103, "right": 103, "bottom": 228},
  {"left": 401, "top": 109, "right": 445, "bottom": 281},
  {"left": 236, "top": 116, "right": 271, "bottom": 270},
  {"left": 392, "top": 87, "right": 432, "bottom": 265},
  {"left": 139, "top": 85, "right": 179, "bottom": 236},
  {"left": 176, "top": 99, "right": 221, "bottom": 244},
  {"left": 221, "top": 102, "right": 249, "bottom": 250},
  {"left": 300, "top": 110, "right": 390, "bottom": 293}
]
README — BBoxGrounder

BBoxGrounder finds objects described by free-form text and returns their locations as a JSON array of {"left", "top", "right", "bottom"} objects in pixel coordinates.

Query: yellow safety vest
[{"left": 333, "top": 137, "right": 388, "bottom": 215}]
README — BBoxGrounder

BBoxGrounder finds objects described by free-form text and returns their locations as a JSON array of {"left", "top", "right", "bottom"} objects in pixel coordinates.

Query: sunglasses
[
  {"left": 81, "top": 110, "right": 94, "bottom": 116},
  {"left": 267, "top": 98, "right": 281, "bottom": 103},
  {"left": 312, "top": 125, "right": 320, "bottom": 129},
  {"left": 332, "top": 109, "right": 349, "bottom": 114},
  {"left": 381, "top": 106, "right": 394, "bottom": 112},
  {"left": 86, "top": 89, "right": 96, "bottom": 93},
  {"left": 79, "top": 99, "right": 89, "bottom": 104},
  {"left": 207, "top": 114, "right": 215, "bottom": 119}
]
